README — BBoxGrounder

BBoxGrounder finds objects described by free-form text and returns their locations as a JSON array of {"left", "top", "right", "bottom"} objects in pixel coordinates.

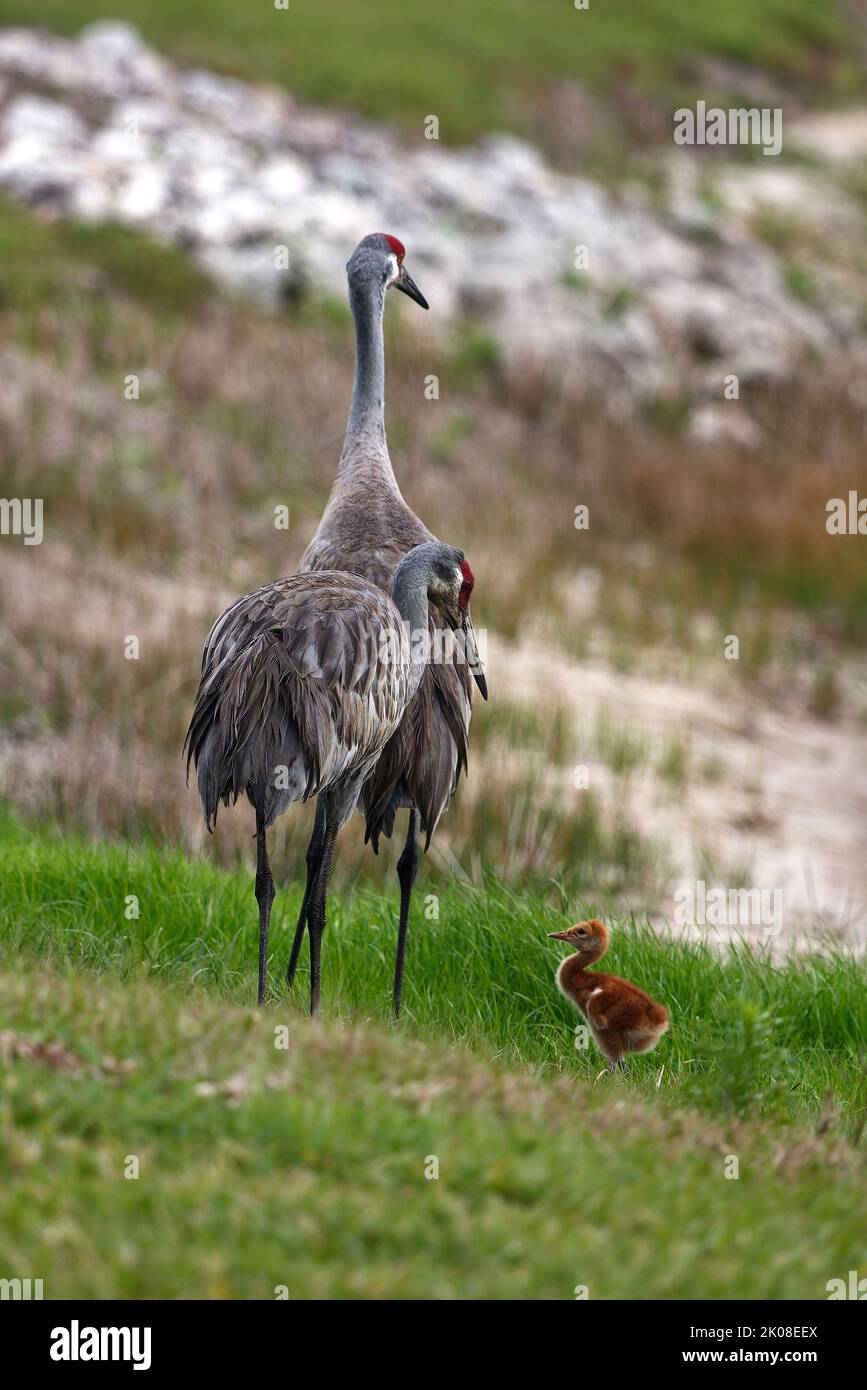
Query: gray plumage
[
  {"left": 300, "top": 233, "right": 485, "bottom": 850},
  {"left": 302, "top": 502, "right": 472, "bottom": 846},
  {"left": 185, "top": 572, "right": 412, "bottom": 833},
  {"left": 286, "top": 233, "right": 486, "bottom": 1017},
  {"left": 184, "top": 541, "right": 471, "bottom": 1011}
]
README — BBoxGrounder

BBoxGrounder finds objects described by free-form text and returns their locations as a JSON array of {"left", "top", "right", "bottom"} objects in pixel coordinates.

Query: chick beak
[
  {"left": 547, "top": 930, "right": 570, "bottom": 941},
  {"left": 394, "top": 264, "right": 429, "bottom": 310}
]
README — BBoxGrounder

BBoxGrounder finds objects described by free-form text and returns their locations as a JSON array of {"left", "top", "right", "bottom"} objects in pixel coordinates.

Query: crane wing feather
[
  {"left": 184, "top": 572, "right": 409, "bottom": 829},
  {"left": 298, "top": 490, "right": 478, "bottom": 847}
]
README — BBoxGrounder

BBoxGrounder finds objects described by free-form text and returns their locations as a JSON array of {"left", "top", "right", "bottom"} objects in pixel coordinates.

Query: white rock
[
  {"left": 0, "top": 134, "right": 82, "bottom": 202},
  {"left": 790, "top": 110, "right": 867, "bottom": 163},
  {"left": 0, "top": 22, "right": 861, "bottom": 423},
  {"left": 479, "top": 133, "right": 546, "bottom": 180},
  {"left": 2, "top": 95, "right": 86, "bottom": 145},
  {"left": 260, "top": 156, "right": 309, "bottom": 204},
  {"left": 78, "top": 21, "right": 168, "bottom": 96},
  {"left": 90, "top": 124, "right": 155, "bottom": 168},
  {"left": 69, "top": 178, "right": 115, "bottom": 222},
  {"left": 116, "top": 164, "right": 169, "bottom": 223}
]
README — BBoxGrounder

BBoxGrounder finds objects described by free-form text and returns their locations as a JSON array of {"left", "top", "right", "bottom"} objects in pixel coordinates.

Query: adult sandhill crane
[
  {"left": 184, "top": 541, "right": 478, "bottom": 1013},
  {"left": 288, "top": 232, "right": 487, "bottom": 1016}
]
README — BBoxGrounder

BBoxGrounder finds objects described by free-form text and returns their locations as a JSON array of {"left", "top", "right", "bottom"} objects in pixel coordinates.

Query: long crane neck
[
  {"left": 391, "top": 550, "right": 435, "bottom": 702},
  {"left": 340, "top": 274, "right": 399, "bottom": 491}
]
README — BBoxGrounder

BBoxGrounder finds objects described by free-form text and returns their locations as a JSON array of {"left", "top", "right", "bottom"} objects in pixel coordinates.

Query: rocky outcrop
[{"left": 0, "top": 21, "right": 864, "bottom": 428}]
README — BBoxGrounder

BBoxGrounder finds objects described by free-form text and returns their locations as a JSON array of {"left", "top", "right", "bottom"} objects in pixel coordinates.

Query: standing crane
[
  {"left": 184, "top": 542, "right": 480, "bottom": 1012},
  {"left": 289, "top": 233, "right": 487, "bottom": 1016}
]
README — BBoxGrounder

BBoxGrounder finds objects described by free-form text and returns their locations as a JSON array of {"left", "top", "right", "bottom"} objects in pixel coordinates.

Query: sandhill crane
[
  {"left": 184, "top": 541, "right": 478, "bottom": 1013},
  {"left": 548, "top": 920, "right": 669, "bottom": 1072},
  {"left": 288, "top": 232, "right": 487, "bottom": 1016}
]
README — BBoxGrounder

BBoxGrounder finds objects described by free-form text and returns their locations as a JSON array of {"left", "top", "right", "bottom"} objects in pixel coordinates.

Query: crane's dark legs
[
  {"left": 286, "top": 797, "right": 326, "bottom": 990},
  {"left": 308, "top": 818, "right": 339, "bottom": 1016},
  {"left": 255, "top": 809, "right": 275, "bottom": 1007},
  {"left": 392, "top": 809, "right": 418, "bottom": 1018}
]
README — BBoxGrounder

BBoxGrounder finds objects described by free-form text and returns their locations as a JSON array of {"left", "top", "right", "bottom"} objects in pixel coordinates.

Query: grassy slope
[
  {"left": 1, "top": 815, "right": 866, "bottom": 1298},
  {"left": 1, "top": 811, "right": 865, "bottom": 1122},
  {"left": 4, "top": 958, "right": 866, "bottom": 1301},
  {"left": 6, "top": 1, "right": 858, "bottom": 148}
]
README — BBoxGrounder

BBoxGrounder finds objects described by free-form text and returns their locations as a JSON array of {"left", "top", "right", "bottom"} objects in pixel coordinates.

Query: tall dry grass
[{"left": 1, "top": 206, "right": 866, "bottom": 887}]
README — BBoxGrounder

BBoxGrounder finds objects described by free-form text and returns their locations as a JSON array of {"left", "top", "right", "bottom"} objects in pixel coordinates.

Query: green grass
[
  {"left": 11, "top": 1, "right": 860, "bottom": 153},
  {"left": 1, "top": 811, "right": 865, "bottom": 1125},
  {"left": 0, "top": 199, "right": 210, "bottom": 322},
  {"left": 1, "top": 814, "right": 866, "bottom": 1298},
  {"left": 4, "top": 956, "right": 867, "bottom": 1300},
  {"left": 594, "top": 717, "right": 649, "bottom": 776}
]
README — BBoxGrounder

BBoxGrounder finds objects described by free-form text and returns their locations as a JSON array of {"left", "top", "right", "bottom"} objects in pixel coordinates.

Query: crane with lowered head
[{"left": 184, "top": 541, "right": 481, "bottom": 1013}]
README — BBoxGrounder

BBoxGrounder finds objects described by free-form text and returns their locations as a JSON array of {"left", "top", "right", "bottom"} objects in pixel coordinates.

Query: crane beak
[
  {"left": 461, "top": 611, "right": 488, "bottom": 700},
  {"left": 394, "top": 264, "right": 429, "bottom": 310},
  {"left": 547, "top": 930, "right": 570, "bottom": 940},
  {"left": 441, "top": 606, "right": 488, "bottom": 698}
]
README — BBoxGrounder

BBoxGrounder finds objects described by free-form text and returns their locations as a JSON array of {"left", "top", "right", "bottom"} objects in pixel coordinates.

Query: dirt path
[{"left": 489, "top": 635, "right": 867, "bottom": 948}]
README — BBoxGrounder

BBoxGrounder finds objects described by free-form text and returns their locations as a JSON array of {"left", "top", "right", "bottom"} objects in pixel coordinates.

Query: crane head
[
  {"left": 396, "top": 542, "right": 488, "bottom": 699},
  {"left": 429, "top": 550, "right": 487, "bottom": 700},
  {"left": 347, "top": 232, "right": 429, "bottom": 309}
]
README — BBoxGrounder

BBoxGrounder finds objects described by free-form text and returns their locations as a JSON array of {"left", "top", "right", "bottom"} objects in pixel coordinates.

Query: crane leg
[
  {"left": 308, "top": 818, "right": 339, "bottom": 1016},
  {"left": 286, "top": 797, "right": 326, "bottom": 990},
  {"left": 255, "top": 809, "right": 275, "bottom": 1007},
  {"left": 392, "top": 809, "right": 418, "bottom": 1019}
]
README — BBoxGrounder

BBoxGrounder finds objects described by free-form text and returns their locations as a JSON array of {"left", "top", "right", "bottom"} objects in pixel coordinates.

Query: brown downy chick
[{"left": 548, "top": 919, "right": 669, "bottom": 1073}]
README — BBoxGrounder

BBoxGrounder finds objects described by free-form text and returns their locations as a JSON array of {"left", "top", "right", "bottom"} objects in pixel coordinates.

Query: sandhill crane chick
[{"left": 548, "top": 920, "right": 669, "bottom": 1072}]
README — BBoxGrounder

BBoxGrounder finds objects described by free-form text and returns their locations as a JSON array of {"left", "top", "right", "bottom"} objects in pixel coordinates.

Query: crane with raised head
[{"left": 288, "top": 232, "right": 487, "bottom": 1016}]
